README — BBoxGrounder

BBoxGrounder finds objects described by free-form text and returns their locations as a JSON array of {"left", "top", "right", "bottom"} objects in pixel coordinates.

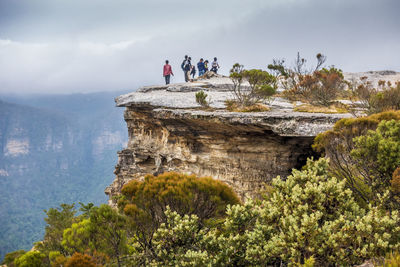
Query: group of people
[{"left": 162, "top": 55, "right": 220, "bottom": 85}]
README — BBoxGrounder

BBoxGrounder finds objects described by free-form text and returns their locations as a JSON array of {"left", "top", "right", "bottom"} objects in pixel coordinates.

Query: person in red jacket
[{"left": 163, "top": 60, "right": 174, "bottom": 85}]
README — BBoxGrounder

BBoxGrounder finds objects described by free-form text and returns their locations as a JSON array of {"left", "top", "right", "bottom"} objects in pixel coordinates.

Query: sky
[{"left": 0, "top": 0, "right": 399, "bottom": 94}]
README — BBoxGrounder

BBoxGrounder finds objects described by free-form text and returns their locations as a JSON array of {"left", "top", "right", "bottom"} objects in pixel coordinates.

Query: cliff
[{"left": 105, "top": 74, "right": 354, "bottom": 205}]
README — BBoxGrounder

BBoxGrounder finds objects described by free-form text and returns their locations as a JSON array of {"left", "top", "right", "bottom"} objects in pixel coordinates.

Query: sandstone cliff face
[{"left": 105, "top": 75, "right": 352, "bottom": 205}]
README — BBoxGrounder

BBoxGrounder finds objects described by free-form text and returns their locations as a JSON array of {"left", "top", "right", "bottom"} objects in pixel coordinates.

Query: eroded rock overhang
[{"left": 106, "top": 76, "right": 352, "bottom": 205}]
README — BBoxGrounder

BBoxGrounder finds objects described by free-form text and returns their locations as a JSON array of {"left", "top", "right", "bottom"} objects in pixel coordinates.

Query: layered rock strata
[{"left": 105, "top": 75, "right": 352, "bottom": 205}]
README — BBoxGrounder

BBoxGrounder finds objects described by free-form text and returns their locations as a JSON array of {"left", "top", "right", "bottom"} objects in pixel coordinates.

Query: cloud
[{"left": 0, "top": 0, "right": 399, "bottom": 94}]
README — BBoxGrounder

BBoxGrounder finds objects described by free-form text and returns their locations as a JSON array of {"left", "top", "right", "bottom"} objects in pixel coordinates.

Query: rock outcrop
[{"left": 105, "top": 75, "right": 353, "bottom": 205}]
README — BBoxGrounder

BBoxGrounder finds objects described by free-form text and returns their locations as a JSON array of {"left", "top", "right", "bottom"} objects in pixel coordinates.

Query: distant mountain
[{"left": 0, "top": 91, "right": 128, "bottom": 260}]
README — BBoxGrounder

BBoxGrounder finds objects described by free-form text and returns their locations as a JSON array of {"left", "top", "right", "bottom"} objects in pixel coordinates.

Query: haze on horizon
[{"left": 0, "top": 0, "right": 399, "bottom": 94}]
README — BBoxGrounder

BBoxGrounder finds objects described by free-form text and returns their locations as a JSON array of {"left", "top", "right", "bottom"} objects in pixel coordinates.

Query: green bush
[
  {"left": 195, "top": 90, "right": 209, "bottom": 107},
  {"left": 2, "top": 250, "right": 26, "bottom": 267},
  {"left": 313, "top": 112, "right": 400, "bottom": 207},
  {"left": 14, "top": 251, "right": 47, "bottom": 267},
  {"left": 229, "top": 63, "right": 276, "bottom": 108},
  {"left": 119, "top": 172, "right": 240, "bottom": 257},
  {"left": 146, "top": 159, "right": 400, "bottom": 266}
]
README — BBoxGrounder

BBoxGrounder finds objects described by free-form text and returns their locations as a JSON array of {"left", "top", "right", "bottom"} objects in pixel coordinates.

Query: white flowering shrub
[
  {"left": 150, "top": 207, "right": 211, "bottom": 266},
  {"left": 142, "top": 159, "right": 400, "bottom": 266},
  {"left": 244, "top": 158, "right": 400, "bottom": 266}
]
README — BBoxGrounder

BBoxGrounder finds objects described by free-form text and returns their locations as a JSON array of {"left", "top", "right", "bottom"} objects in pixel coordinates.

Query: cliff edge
[{"left": 105, "top": 74, "right": 353, "bottom": 204}]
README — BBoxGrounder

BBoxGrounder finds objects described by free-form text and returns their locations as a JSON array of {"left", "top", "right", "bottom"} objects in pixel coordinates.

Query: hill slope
[{"left": 0, "top": 92, "right": 127, "bottom": 259}]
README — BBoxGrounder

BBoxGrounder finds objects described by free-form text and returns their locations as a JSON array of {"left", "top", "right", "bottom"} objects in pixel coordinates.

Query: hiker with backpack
[
  {"left": 181, "top": 55, "right": 192, "bottom": 82},
  {"left": 190, "top": 65, "right": 196, "bottom": 79},
  {"left": 163, "top": 60, "right": 174, "bottom": 85},
  {"left": 211, "top": 57, "right": 220, "bottom": 73},
  {"left": 197, "top": 58, "right": 205, "bottom": 77}
]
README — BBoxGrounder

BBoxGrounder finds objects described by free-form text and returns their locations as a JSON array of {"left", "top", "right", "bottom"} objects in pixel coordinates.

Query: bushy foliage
[
  {"left": 118, "top": 172, "right": 240, "bottom": 255},
  {"left": 195, "top": 90, "right": 209, "bottom": 107},
  {"left": 2, "top": 250, "right": 26, "bottom": 267},
  {"left": 49, "top": 251, "right": 67, "bottom": 267},
  {"left": 282, "top": 66, "right": 345, "bottom": 106},
  {"left": 229, "top": 63, "right": 277, "bottom": 107},
  {"left": 62, "top": 219, "right": 91, "bottom": 255},
  {"left": 392, "top": 167, "right": 400, "bottom": 194},
  {"left": 268, "top": 53, "right": 347, "bottom": 107},
  {"left": 146, "top": 159, "right": 400, "bottom": 266},
  {"left": 64, "top": 252, "right": 96, "bottom": 267},
  {"left": 351, "top": 120, "right": 400, "bottom": 196},
  {"left": 88, "top": 204, "right": 128, "bottom": 266},
  {"left": 150, "top": 208, "right": 209, "bottom": 266},
  {"left": 61, "top": 204, "right": 127, "bottom": 266},
  {"left": 14, "top": 251, "right": 47, "bottom": 267},
  {"left": 380, "top": 251, "right": 400, "bottom": 267},
  {"left": 313, "top": 111, "right": 400, "bottom": 206},
  {"left": 39, "top": 203, "right": 77, "bottom": 255},
  {"left": 307, "top": 67, "right": 346, "bottom": 106},
  {"left": 349, "top": 78, "right": 400, "bottom": 115}
]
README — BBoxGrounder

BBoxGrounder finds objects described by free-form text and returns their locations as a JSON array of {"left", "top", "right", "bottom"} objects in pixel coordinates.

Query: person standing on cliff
[
  {"left": 163, "top": 60, "right": 174, "bottom": 85},
  {"left": 181, "top": 55, "right": 191, "bottom": 82},
  {"left": 204, "top": 60, "right": 209, "bottom": 72},
  {"left": 197, "top": 58, "right": 205, "bottom": 77},
  {"left": 211, "top": 57, "right": 220, "bottom": 73}
]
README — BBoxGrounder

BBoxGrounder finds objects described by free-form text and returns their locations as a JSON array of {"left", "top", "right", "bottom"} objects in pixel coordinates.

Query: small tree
[
  {"left": 307, "top": 67, "right": 346, "bottom": 106},
  {"left": 39, "top": 203, "right": 77, "bottom": 255},
  {"left": 88, "top": 204, "right": 128, "bottom": 267},
  {"left": 229, "top": 63, "right": 277, "bottom": 107}
]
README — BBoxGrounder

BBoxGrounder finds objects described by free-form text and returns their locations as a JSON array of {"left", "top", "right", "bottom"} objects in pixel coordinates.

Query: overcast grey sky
[{"left": 0, "top": 0, "right": 399, "bottom": 94}]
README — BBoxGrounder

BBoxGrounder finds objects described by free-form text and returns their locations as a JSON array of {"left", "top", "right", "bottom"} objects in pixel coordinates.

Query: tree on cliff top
[
  {"left": 118, "top": 172, "right": 240, "bottom": 256},
  {"left": 228, "top": 63, "right": 277, "bottom": 108}
]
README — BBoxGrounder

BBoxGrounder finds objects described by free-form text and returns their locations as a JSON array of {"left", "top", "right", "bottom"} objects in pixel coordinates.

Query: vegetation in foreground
[{"left": 4, "top": 113, "right": 400, "bottom": 266}]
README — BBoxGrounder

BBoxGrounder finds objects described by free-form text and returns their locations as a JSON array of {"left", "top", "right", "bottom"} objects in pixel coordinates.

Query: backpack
[
  {"left": 184, "top": 61, "right": 191, "bottom": 71},
  {"left": 181, "top": 60, "right": 186, "bottom": 70}
]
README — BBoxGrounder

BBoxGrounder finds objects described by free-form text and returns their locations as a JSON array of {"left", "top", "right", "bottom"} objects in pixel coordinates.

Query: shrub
[
  {"left": 282, "top": 67, "right": 346, "bottom": 106},
  {"left": 313, "top": 111, "right": 400, "bottom": 206},
  {"left": 392, "top": 168, "right": 400, "bottom": 194},
  {"left": 195, "top": 90, "right": 209, "bottom": 107},
  {"left": 2, "top": 250, "right": 26, "bottom": 267},
  {"left": 147, "top": 159, "right": 400, "bottom": 266},
  {"left": 308, "top": 67, "right": 346, "bottom": 106},
  {"left": 349, "top": 78, "right": 400, "bottom": 115},
  {"left": 64, "top": 252, "right": 96, "bottom": 267},
  {"left": 380, "top": 251, "right": 400, "bottom": 267},
  {"left": 229, "top": 63, "right": 276, "bottom": 108},
  {"left": 14, "top": 251, "right": 47, "bottom": 267},
  {"left": 119, "top": 172, "right": 240, "bottom": 256},
  {"left": 39, "top": 203, "right": 77, "bottom": 255},
  {"left": 62, "top": 219, "right": 91, "bottom": 255}
]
